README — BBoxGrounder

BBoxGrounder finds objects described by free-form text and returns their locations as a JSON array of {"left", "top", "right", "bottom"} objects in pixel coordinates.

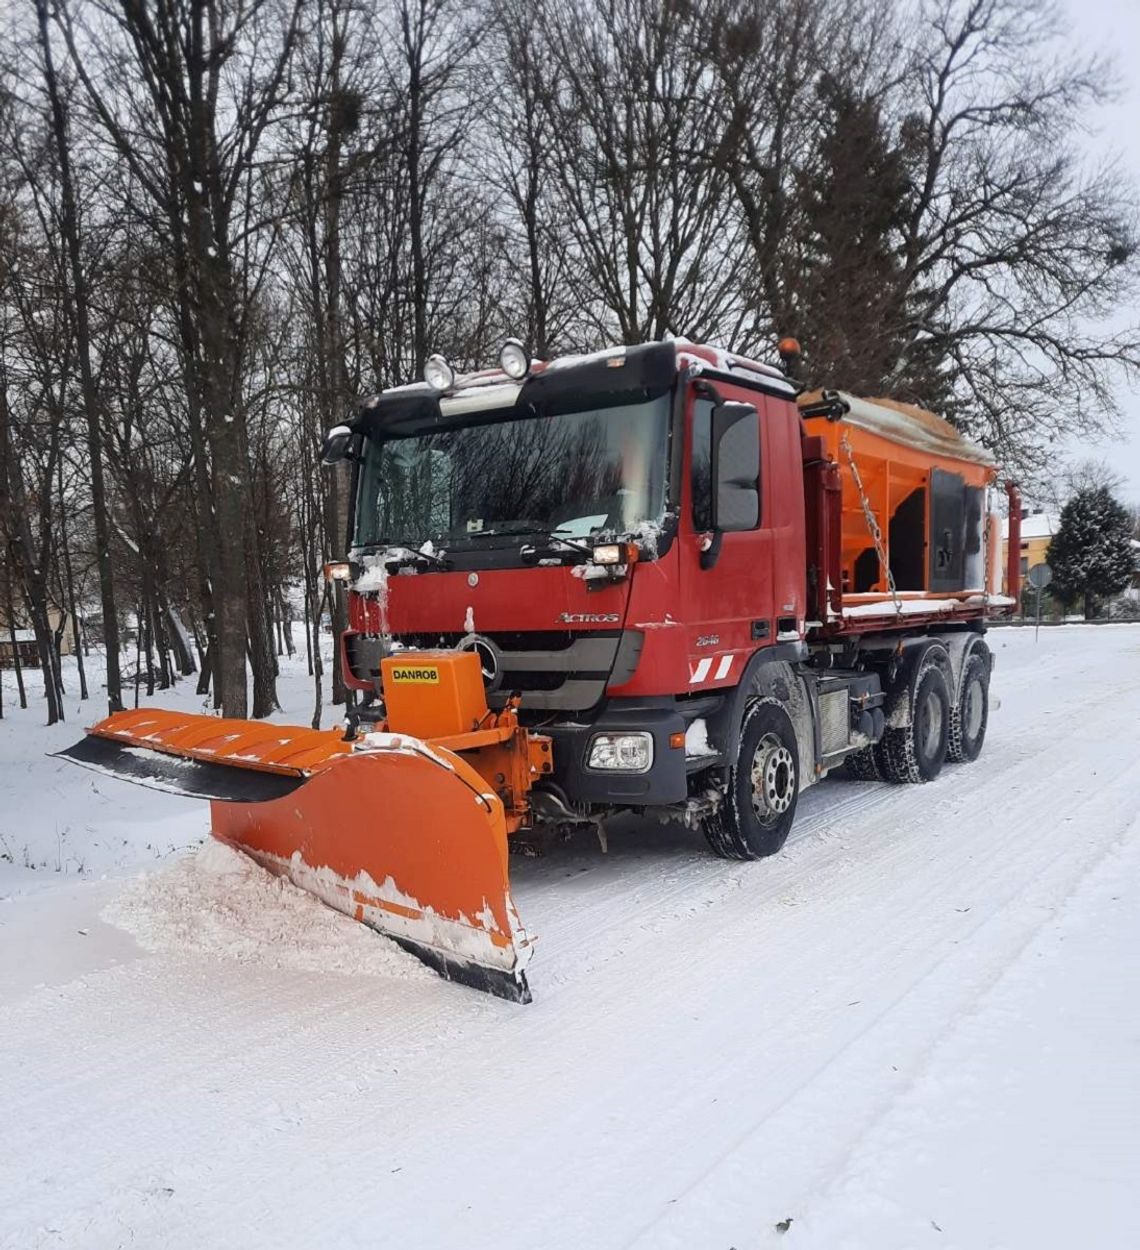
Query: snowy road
[{"left": 2, "top": 627, "right": 1139, "bottom": 1249}]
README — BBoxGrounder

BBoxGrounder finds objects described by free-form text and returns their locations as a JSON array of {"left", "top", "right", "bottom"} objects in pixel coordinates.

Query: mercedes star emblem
[{"left": 460, "top": 634, "right": 501, "bottom": 690}]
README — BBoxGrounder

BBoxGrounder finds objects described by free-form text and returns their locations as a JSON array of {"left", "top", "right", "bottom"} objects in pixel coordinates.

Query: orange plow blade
[{"left": 56, "top": 710, "right": 533, "bottom": 1002}]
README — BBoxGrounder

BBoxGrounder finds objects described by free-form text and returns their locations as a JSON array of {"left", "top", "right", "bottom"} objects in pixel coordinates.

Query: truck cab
[
  {"left": 332, "top": 342, "right": 810, "bottom": 811},
  {"left": 328, "top": 338, "right": 1006, "bottom": 852}
]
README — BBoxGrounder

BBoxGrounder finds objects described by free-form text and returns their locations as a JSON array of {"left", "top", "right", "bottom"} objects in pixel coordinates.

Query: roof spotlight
[
  {"left": 499, "top": 338, "right": 531, "bottom": 380},
  {"left": 424, "top": 353, "right": 455, "bottom": 392}
]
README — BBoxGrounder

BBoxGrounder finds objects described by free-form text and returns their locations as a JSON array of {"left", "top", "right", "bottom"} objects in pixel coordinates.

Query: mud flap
[{"left": 55, "top": 711, "right": 533, "bottom": 1003}]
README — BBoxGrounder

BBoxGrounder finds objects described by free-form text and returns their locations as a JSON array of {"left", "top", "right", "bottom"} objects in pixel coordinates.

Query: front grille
[
  {"left": 388, "top": 629, "right": 624, "bottom": 711},
  {"left": 397, "top": 630, "right": 609, "bottom": 652}
]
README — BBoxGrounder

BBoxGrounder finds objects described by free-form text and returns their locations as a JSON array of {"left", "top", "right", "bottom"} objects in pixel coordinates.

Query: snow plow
[{"left": 58, "top": 651, "right": 549, "bottom": 1002}]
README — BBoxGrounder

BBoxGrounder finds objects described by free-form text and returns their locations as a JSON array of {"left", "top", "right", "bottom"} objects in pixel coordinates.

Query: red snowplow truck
[{"left": 63, "top": 338, "right": 1020, "bottom": 1002}]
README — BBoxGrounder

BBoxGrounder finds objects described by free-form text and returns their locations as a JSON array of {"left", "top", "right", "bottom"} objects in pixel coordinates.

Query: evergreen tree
[
  {"left": 794, "top": 78, "right": 919, "bottom": 398},
  {"left": 795, "top": 78, "right": 920, "bottom": 397},
  {"left": 1046, "top": 487, "right": 1137, "bottom": 619}
]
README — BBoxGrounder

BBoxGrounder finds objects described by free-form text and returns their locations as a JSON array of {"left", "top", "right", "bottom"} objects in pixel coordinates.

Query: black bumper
[{"left": 543, "top": 700, "right": 690, "bottom": 807}]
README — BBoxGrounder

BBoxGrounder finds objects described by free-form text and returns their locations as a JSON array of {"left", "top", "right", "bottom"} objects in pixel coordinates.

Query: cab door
[
  {"left": 678, "top": 382, "right": 777, "bottom": 694},
  {"left": 675, "top": 380, "right": 810, "bottom": 695}
]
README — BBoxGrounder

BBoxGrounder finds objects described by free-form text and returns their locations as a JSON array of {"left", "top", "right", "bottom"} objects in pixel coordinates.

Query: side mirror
[
  {"left": 710, "top": 402, "right": 760, "bottom": 531},
  {"left": 320, "top": 424, "right": 354, "bottom": 465}
]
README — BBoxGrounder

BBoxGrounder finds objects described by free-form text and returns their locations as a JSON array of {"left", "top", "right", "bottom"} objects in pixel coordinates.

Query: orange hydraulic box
[{"left": 380, "top": 650, "right": 489, "bottom": 739}]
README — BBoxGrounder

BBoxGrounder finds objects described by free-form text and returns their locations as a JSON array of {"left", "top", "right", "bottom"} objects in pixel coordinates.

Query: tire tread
[
  {"left": 875, "top": 654, "right": 950, "bottom": 785},
  {"left": 843, "top": 745, "right": 884, "bottom": 781},
  {"left": 703, "top": 698, "right": 798, "bottom": 861},
  {"left": 948, "top": 652, "right": 989, "bottom": 763}
]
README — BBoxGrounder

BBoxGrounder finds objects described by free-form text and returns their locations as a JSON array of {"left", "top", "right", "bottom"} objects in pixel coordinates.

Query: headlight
[
  {"left": 591, "top": 542, "right": 639, "bottom": 567},
  {"left": 586, "top": 732, "right": 653, "bottom": 773},
  {"left": 323, "top": 561, "right": 351, "bottom": 583},
  {"left": 424, "top": 353, "right": 455, "bottom": 391},
  {"left": 499, "top": 338, "right": 531, "bottom": 379}
]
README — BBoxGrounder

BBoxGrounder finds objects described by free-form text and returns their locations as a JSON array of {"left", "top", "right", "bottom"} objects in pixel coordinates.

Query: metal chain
[{"left": 840, "top": 431, "right": 902, "bottom": 613}]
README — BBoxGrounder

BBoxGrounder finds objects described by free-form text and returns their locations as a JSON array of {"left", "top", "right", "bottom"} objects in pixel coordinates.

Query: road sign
[{"left": 1028, "top": 563, "right": 1053, "bottom": 641}]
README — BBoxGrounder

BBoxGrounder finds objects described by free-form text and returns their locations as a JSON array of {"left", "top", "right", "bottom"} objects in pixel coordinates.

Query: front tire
[
  {"left": 876, "top": 662, "right": 950, "bottom": 784},
  {"left": 703, "top": 699, "right": 800, "bottom": 860}
]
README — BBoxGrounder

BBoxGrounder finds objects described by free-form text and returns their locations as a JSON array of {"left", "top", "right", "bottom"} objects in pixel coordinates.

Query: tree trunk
[
  {"left": 162, "top": 599, "right": 197, "bottom": 676},
  {"left": 246, "top": 557, "right": 278, "bottom": 716},
  {"left": 24, "top": 580, "right": 63, "bottom": 725},
  {"left": 132, "top": 608, "right": 143, "bottom": 708},
  {"left": 310, "top": 583, "right": 327, "bottom": 731},
  {"left": 57, "top": 470, "right": 88, "bottom": 702},
  {"left": 196, "top": 642, "right": 213, "bottom": 697},
  {"left": 281, "top": 593, "right": 295, "bottom": 658},
  {"left": 238, "top": 412, "right": 279, "bottom": 718},
  {"left": 5, "top": 581, "right": 27, "bottom": 711},
  {"left": 36, "top": 0, "right": 123, "bottom": 714},
  {"left": 64, "top": 568, "right": 87, "bottom": 702}
]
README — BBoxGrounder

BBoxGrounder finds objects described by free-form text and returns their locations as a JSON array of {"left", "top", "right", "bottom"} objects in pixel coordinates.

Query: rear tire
[
  {"left": 703, "top": 699, "right": 800, "bottom": 860},
  {"left": 843, "top": 744, "right": 884, "bottom": 781},
  {"left": 947, "top": 653, "right": 989, "bottom": 763},
  {"left": 876, "top": 662, "right": 950, "bottom": 785}
]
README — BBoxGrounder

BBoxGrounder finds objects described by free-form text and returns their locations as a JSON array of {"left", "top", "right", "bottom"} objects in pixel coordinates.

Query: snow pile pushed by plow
[{"left": 103, "top": 840, "right": 430, "bottom": 981}]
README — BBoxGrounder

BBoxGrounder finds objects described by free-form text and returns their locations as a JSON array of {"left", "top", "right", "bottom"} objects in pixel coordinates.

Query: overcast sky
[{"left": 1058, "top": 0, "right": 1140, "bottom": 507}]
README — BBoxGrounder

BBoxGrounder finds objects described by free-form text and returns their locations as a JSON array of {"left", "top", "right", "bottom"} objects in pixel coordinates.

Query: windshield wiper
[
  {"left": 456, "top": 522, "right": 606, "bottom": 566},
  {"left": 384, "top": 547, "right": 451, "bottom": 571},
  {"left": 467, "top": 522, "right": 596, "bottom": 553},
  {"left": 467, "top": 520, "right": 594, "bottom": 550},
  {"left": 547, "top": 532, "right": 595, "bottom": 556},
  {"left": 466, "top": 521, "right": 550, "bottom": 537}
]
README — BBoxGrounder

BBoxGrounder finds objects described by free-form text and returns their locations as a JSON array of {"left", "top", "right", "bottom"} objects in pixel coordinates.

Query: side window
[{"left": 691, "top": 398, "right": 713, "bottom": 531}]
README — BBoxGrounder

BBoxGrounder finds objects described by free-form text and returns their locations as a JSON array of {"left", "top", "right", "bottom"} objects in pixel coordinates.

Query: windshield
[{"left": 354, "top": 394, "right": 670, "bottom": 550}]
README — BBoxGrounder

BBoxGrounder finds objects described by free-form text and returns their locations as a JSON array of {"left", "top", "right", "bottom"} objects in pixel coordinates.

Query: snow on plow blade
[{"left": 56, "top": 708, "right": 533, "bottom": 1002}]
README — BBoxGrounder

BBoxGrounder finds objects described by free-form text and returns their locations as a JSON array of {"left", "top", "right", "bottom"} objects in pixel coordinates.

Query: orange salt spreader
[{"left": 57, "top": 651, "right": 551, "bottom": 1002}]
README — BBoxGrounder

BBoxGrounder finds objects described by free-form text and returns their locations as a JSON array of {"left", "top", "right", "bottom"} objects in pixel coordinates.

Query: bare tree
[
  {"left": 481, "top": 0, "right": 579, "bottom": 357},
  {"left": 534, "top": 0, "right": 749, "bottom": 346},
  {"left": 884, "top": 0, "right": 1140, "bottom": 473},
  {"left": 32, "top": 0, "right": 122, "bottom": 712},
  {"left": 56, "top": 0, "right": 303, "bottom": 717}
]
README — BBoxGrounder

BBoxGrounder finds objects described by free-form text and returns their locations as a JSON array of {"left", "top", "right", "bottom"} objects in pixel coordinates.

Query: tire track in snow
[{"left": 625, "top": 758, "right": 1140, "bottom": 1249}]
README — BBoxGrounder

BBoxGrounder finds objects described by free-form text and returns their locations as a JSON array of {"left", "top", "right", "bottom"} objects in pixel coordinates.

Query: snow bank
[{"left": 102, "top": 840, "right": 430, "bottom": 980}]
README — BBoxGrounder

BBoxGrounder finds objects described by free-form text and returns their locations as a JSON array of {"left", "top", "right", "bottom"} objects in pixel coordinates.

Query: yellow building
[{"left": 1000, "top": 511, "right": 1057, "bottom": 594}]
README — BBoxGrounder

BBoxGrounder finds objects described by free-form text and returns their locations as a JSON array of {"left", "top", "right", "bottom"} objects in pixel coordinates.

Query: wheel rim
[
  {"left": 963, "top": 677, "right": 984, "bottom": 739},
  {"left": 750, "top": 732, "right": 795, "bottom": 825},
  {"left": 918, "top": 688, "right": 944, "bottom": 758}
]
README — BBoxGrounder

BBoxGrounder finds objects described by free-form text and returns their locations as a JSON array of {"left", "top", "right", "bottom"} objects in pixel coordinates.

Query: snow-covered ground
[
  {"left": 0, "top": 647, "right": 340, "bottom": 884},
  {"left": 2, "top": 626, "right": 1139, "bottom": 1249}
]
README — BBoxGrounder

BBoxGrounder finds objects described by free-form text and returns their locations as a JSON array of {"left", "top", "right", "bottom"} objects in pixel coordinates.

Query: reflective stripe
[{"left": 691, "top": 654, "right": 736, "bottom": 685}]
